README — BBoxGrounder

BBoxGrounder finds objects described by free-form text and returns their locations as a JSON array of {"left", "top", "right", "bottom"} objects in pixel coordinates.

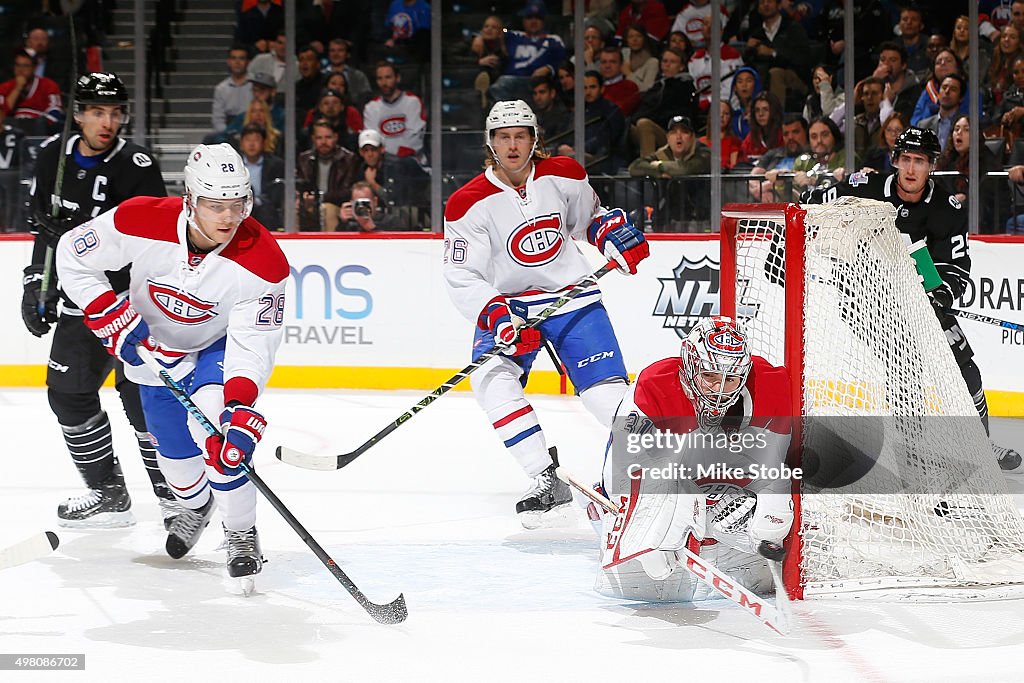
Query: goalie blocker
[{"left": 595, "top": 318, "right": 795, "bottom": 603}]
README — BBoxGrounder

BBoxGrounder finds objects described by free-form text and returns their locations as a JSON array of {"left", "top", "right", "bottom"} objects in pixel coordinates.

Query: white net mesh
[{"left": 724, "top": 197, "right": 1024, "bottom": 596}]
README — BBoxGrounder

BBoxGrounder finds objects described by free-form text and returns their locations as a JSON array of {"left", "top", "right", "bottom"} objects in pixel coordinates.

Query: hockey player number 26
[
  {"left": 444, "top": 238, "right": 467, "bottom": 264},
  {"left": 256, "top": 294, "right": 285, "bottom": 326}
]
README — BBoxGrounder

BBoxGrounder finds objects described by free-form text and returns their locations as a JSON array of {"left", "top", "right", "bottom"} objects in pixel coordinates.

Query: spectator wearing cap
[
  {"left": 323, "top": 38, "right": 372, "bottom": 108},
  {"left": 356, "top": 127, "right": 429, "bottom": 211},
  {"left": 236, "top": 0, "right": 284, "bottom": 53},
  {"left": 238, "top": 123, "right": 285, "bottom": 229},
  {"left": 297, "top": 118, "right": 360, "bottom": 231},
  {"left": 0, "top": 49, "right": 63, "bottom": 134},
  {"left": 628, "top": 114, "right": 710, "bottom": 177},
  {"left": 303, "top": 85, "right": 363, "bottom": 152},
  {"left": 628, "top": 114, "right": 710, "bottom": 227},
  {"left": 211, "top": 44, "right": 253, "bottom": 135},
  {"left": 489, "top": 2, "right": 567, "bottom": 103},
  {"left": 249, "top": 30, "right": 291, "bottom": 88},
  {"left": 219, "top": 71, "right": 286, "bottom": 144}
]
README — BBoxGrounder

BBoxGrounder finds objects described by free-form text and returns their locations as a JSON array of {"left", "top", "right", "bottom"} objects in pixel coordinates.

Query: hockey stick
[
  {"left": 38, "top": 13, "right": 78, "bottom": 315},
  {"left": 136, "top": 348, "right": 407, "bottom": 625},
  {"left": 277, "top": 260, "right": 618, "bottom": 472},
  {"left": 0, "top": 531, "right": 59, "bottom": 571},
  {"left": 555, "top": 468, "right": 792, "bottom": 636},
  {"left": 950, "top": 308, "right": 1024, "bottom": 333}
]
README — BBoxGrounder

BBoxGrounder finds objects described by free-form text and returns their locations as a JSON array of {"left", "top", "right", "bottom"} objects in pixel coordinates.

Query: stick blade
[
  {"left": 275, "top": 445, "right": 341, "bottom": 471},
  {"left": 365, "top": 593, "right": 408, "bottom": 625},
  {"left": 0, "top": 532, "right": 60, "bottom": 571}
]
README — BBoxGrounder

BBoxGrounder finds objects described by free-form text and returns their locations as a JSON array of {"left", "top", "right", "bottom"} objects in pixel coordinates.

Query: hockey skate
[
  {"left": 165, "top": 497, "right": 216, "bottom": 559},
  {"left": 57, "top": 477, "right": 135, "bottom": 529},
  {"left": 154, "top": 484, "right": 186, "bottom": 531},
  {"left": 224, "top": 525, "right": 263, "bottom": 596},
  {"left": 994, "top": 442, "right": 1023, "bottom": 472},
  {"left": 516, "top": 447, "right": 573, "bottom": 529}
]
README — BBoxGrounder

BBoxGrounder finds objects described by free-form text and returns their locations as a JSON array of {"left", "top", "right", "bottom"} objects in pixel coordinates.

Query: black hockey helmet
[
  {"left": 891, "top": 127, "right": 941, "bottom": 164},
  {"left": 74, "top": 72, "right": 130, "bottom": 125}
]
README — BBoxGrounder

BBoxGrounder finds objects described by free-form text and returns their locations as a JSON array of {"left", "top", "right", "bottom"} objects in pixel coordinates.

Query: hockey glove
[
  {"left": 204, "top": 403, "right": 266, "bottom": 476},
  {"left": 84, "top": 291, "right": 171, "bottom": 367},
  {"left": 21, "top": 265, "right": 58, "bottom": 337},
  {"left": 478, "top": 297, "right": 542, "bottom": 356},
  {"left": 587, "top": 208, "right": 649, "bottom": 275},
  {"left": 32, "top": 208, "right": 78, "bottom": 249},
  {"left": 927, "top": 284, "right": 955, "bottom": 313}
]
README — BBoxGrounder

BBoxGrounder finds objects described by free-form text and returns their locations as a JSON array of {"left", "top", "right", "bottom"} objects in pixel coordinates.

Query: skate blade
[
  {"left": 57, "top": 510, "right": 136, "bottom": 529},
  {"left": 239, "top": 576, "right": 256, "bottom": 596},
  {"left": 519, "top": 503, "right": 575, "bottom": 530}
]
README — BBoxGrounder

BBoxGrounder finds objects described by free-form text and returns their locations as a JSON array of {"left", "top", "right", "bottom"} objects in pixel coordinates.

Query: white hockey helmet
[
  {"left": 183, "top": 143, "right": 253, "bottom": 223},
  {"left": 679, "top": 316, "right": 752, "bottom": 429},
  {"left": 484, "top": 99, "right": 538, "bottom": 144}
]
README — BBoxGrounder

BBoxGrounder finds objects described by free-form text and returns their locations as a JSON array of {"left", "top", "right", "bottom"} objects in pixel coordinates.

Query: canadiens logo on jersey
[
  {"left": 148, "top": 281, "right": 219, "bottom": 324},
  {"left": 507, "top": 213, "right": 564, "bottom": 267},
  {"left": 380, "top": 115, "right": 406, "bottom": 135}
]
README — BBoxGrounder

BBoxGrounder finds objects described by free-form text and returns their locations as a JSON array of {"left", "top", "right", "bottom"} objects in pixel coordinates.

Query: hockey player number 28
[
  {"left": 71, "top": 228, "right": 100, "bottom": 256},
  {"left": 256, "top": 294, "right": 285, "bottom": 326}
]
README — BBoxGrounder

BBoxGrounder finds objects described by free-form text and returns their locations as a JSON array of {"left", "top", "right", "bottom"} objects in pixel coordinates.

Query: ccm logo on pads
[
  {"left": 507, "top": 213, "right": 563, "bottom": 267},
  {"left": 149, "top": 281, "right": 219, "bottom": 324}
]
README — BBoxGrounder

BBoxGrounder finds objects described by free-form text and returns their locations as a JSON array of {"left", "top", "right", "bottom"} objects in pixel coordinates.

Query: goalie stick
[
  {"left": 555, "top": 467, "right": 792, "bottom": 636},
  {"left": 0, "top": 532, "right": 59, "bottom": 571},
  {"left": 136, "top": 348, "right": 407, "bottom": 625},
  {"left": 277, "top": 260, "right": 618, "bottom": 472},
  {"left": 950, "top": 308, "right": 1024, "bottom": 333}
]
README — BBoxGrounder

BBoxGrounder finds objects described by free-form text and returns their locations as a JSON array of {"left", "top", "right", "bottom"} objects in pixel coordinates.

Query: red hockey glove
[
  {"left": 204, "top": 403, "right": 266, "bottom": 476},
  {"left": 478, "top": 297, "right": 542, "bottom": 356}
]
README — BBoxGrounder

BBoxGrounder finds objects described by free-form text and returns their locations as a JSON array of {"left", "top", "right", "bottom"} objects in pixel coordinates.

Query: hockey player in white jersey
[
  {"left": 596, "top": 317, "right": 795, "bottom": 602},
  {"left": 443, "top": 100, "right": 650, "bottom": 528},
  {"left": 55, "top": 143, "right": 289, "bottom": 587}
]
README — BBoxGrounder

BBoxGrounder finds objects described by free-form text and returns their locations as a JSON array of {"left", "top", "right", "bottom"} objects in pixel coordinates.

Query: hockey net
[{"left": 720, "top": 197, "right": 1024, "bottom": 599}]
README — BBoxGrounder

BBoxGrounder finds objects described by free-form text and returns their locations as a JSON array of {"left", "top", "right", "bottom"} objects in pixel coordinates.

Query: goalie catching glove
[
  {"left": 587, "top": 208, "right": 649, "bottom": 275},
  {"left": 83, "top": 291, "right": 186, "bottom": 367},
  {"left": 204, "top": 403, "right": 266, "bottom": 476},
  {"left": 478, "top": 296, "right": 542, "bottom": 356}
]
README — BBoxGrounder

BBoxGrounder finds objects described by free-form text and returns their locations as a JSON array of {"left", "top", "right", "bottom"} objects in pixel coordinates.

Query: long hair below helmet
[{"left": 678, "top": 316, "right": 752, "bottom": 429}]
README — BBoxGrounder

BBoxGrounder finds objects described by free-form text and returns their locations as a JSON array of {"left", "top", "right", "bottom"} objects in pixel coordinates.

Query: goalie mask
[
  {"left": 484, "top": 99, "right": 538, "bottom": 173},
  {"left": 679, "top": 317, "right": 752, "bottom": 429},
  {"left": 183, "top": 143, "right": 253, "bottom": 233}
]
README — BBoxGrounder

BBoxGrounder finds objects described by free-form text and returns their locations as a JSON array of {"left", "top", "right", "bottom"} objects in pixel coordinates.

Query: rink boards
[{"left": 1, "top": 233, "right": 1022, "bottom": 414}]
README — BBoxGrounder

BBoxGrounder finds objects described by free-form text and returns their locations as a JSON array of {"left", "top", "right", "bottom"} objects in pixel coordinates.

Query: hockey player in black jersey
[
  {"left": 20, "top": 72, "right": 185, "bottom": 526},
  {"left": 805, "top": 127, "right": 1021, "bottom": 471}
]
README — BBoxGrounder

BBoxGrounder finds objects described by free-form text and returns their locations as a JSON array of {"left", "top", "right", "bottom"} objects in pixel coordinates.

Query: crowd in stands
[{"left": 11, "top": 1, "right": 1024, "bottom": 233}]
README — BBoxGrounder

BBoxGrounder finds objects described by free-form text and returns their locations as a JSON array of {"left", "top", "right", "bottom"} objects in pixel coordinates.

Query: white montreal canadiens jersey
[
  {"left": 55, "top": 196, "right": 289, "bottom": 391},
  {"left": 361, "top": 91, "right": 426, "bottom": 157},
  {"left": 443, "top": 156, "right": 606, "bottom": 321}
]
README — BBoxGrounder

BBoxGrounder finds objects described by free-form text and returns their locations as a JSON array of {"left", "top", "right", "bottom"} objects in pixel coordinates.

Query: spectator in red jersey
[
  {"left": 598, "top": 46, "right": 641, "bottom": 116},
  {"left": 0, "top": 50, "right": 63, "bottom": 135},
  {"left": 615, "top": 0, "right": 672, "bottom": 43}
]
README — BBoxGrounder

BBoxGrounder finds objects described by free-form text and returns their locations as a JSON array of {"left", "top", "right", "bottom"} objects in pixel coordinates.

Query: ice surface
[{"left": 1, "top": 387, "right": 1023, "bottom": 682}]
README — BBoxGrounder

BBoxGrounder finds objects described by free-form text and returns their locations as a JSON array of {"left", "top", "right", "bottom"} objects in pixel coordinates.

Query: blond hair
[{"left": 243, "top": 99, "right": 280, "bottom": 153}]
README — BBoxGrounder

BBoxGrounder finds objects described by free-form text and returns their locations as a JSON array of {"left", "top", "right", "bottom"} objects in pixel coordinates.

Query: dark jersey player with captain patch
[
  {"left": 805, "top": 127, "right": 1020, "bottom": 471},
  {"left": 19, "top": 72, "right": 180, "bottom": 528}
]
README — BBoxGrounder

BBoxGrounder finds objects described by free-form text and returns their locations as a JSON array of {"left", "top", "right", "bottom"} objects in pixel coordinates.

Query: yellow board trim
[{"left": 3, "top": 364, "right": 1023, "bottom": 415}]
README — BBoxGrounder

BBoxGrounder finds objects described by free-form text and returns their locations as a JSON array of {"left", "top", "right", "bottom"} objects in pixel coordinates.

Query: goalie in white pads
[
  {"left": 443, "top": 100, "right": 650, "bottom": 528},
  {"left": 55, "top": 143, "right": 288, "bottom": 587},
  {"left": 596, "top": 317, "right": 795, "bottom": 602}
]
